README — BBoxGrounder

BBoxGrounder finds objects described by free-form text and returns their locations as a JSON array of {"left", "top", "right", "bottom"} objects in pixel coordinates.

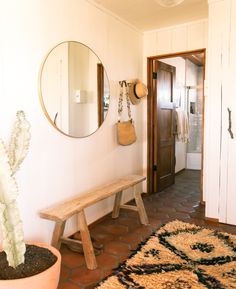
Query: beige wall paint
[{"left": 0, "top": 0, "right": 143, "bottom": 243}]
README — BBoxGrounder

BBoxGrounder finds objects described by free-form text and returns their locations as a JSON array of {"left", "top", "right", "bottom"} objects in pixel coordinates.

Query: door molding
[{"left": 147, "top": 49, "right": 206, "bottom": 203}]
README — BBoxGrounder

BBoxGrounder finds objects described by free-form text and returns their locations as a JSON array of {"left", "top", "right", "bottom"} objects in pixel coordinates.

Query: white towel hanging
[{"left": 175, "top": 110, "right": 189, "bottom": 143}]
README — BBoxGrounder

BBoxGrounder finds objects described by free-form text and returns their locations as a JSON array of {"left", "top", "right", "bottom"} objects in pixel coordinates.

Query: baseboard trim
[
  {"left": 205, "top": 216, "right": 219, "bottom": 223},
  {"left": 89, "top": 211, "right": 110, "bottom": 229},
  {"left": 175, "top": 168, "right": 186, "bottom": 176}
]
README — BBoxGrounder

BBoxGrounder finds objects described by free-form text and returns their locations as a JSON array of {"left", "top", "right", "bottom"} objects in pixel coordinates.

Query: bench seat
[{"left": 39, "top": 174, "right": 148, "bottom": 269}]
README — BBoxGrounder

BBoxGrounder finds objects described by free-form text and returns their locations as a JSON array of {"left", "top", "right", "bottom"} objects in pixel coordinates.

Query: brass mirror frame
[{"left": 38, "top": 41, "right": 110, "bottom": 138}]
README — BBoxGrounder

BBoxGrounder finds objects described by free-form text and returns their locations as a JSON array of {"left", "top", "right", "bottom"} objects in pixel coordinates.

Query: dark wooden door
[{"left": 153, "top": 61, "right": 176, "bottom": 192}]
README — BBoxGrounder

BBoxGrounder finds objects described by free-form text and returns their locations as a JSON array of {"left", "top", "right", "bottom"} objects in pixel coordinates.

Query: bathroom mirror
[{"left": 39, "top": 41, "right": 110, "bottom": 138}]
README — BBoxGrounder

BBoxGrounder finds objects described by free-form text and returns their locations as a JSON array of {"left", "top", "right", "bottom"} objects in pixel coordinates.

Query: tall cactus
[{"left": 0, "top": 111, "right": 30, "bottom": 268}]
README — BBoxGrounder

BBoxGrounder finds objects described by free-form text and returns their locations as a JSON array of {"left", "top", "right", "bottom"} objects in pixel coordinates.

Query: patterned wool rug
[{"left": 96, "top": 220, "right": 236, "bottom": 289}]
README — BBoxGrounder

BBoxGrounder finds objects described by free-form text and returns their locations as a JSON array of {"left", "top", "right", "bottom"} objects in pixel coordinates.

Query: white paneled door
[
  {"left": 219, "top": 0, "right": 236, "bottom": 225},
  {"left": 224, "top": 0, "right": 236, "bottom": 225}
]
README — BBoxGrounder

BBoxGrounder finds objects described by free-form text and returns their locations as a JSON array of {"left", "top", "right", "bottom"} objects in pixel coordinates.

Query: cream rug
[{"left": 96, "top": 220, "right": 236, "bottom": 289}]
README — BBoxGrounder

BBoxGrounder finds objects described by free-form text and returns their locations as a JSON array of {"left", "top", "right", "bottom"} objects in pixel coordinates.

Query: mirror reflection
[{"left": 39, "top": 41, "right": 110, "bottom": 138}]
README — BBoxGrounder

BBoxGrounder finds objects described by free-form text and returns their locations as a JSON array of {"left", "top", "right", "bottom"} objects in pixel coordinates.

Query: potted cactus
[{"left": 0, "top": 111, "right": 61, "bottom": 289}]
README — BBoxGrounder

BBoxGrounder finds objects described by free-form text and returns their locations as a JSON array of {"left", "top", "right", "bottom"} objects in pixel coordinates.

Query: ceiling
[{"left": 90, "top": 0, "right": 208, "bottom": 31}]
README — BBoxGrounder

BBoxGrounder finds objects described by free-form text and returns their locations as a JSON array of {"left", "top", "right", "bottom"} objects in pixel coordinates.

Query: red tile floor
[{"left": 58, "top": 170, "right": 236, "bottom": 289}]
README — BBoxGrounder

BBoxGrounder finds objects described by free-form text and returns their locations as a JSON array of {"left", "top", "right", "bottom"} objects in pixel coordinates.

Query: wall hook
[{"left": 119, "top": 80, "right": 128, "bottom": 88}]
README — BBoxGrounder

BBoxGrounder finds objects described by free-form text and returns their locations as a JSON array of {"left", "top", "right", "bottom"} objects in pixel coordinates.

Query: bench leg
[
  {"left": 78, "top": 210, "right": 97, "bottom": 270},
  {"left": 134, "top": 186, "right": 149, "bottom": 225},
  {"left": 112, "top": 191, "right": 123, "bottom": 219},
  {"left": 51, "top": 220, "right": 66, "bottom": 250}
]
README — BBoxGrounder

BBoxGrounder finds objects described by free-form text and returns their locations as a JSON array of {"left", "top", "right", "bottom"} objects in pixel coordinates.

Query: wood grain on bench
[
  {"left": 39, "top": 174, "right": 147, "bottom": 270},
  {"left": 40, "top": 175, "right": 146, "bottom": 221}
]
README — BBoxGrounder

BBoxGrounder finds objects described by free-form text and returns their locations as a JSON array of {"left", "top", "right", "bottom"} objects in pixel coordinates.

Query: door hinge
[
  {"left": 152, "top": 72, "right": 157, "bottom": 79},
  {"left": 153, "top": 164, "right": 158, "bottom": 171}
]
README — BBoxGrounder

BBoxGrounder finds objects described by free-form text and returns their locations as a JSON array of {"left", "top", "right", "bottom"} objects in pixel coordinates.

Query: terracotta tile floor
[{"left": 58, "top": 170, "right": 236, "bottom": 289}]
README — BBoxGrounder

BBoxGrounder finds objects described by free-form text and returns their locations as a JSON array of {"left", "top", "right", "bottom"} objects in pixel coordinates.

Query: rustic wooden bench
[{"left": 39, "top": 174, "right": 148, "bottom": 270}]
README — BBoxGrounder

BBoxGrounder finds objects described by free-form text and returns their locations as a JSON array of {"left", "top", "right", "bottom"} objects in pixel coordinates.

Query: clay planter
[{"left": 0, "top": 242, "right": 61, "bottom": 289}]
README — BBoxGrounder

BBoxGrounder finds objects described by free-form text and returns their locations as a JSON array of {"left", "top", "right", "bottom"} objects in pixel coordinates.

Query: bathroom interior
[{"left": 162, "top": 52, "right": 204, "bottom": 190}]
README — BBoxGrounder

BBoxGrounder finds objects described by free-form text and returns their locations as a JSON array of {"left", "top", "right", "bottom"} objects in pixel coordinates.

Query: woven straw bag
[{"left": 117, "top": 81, "right": 136, "bottom": 145}]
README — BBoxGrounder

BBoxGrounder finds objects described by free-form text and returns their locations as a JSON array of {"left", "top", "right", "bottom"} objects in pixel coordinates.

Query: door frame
[{"left": 147, "top": 48, "right": 206, "bottom": 203}]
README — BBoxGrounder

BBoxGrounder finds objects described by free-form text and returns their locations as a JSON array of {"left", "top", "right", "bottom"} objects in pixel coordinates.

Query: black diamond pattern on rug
[{"left": 96, "top": 220, "right": 236, "bottom": 289}]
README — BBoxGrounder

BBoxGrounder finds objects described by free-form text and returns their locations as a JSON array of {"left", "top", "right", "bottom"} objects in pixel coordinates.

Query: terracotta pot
[{"left": 0, "top": 242, "right": 61, "bottom": 289}]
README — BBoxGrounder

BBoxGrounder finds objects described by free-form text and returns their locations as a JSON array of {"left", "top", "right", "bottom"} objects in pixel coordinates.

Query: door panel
[
  {"left": 160, "top": 146, "right": 172, "bottom": 176},
  {"left": 221, "top": 0, "right": 236, "bottom": 225},
  {"left": 154, "top": 61, "right": 176, "bottom": 192},
  {"left": 160, "top": 110, "right": 172, "bottom": 140}
]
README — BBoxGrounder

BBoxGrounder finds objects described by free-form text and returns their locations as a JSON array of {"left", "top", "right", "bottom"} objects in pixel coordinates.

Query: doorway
[{"left": 147, "top": 49, "right": 206, "bottom": 202}]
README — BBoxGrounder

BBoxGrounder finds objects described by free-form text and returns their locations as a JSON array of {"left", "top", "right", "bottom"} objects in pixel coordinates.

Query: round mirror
[{"left": 39, "top": 41, "right": 110, "bottom": 138}]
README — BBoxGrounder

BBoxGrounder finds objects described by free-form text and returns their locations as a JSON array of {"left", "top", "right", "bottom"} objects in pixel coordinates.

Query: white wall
[
  {"left": 185, "top": 59, "right": 202, "bottom": 170},
  {"left": 142, "top": 19, "right": 208, "bottom": 189},
  {"left": 143, "top": 19, "right": 208, "bottom": 58},
  {"left": 0, "top": 0, "right": 143, "bottom": 243}
]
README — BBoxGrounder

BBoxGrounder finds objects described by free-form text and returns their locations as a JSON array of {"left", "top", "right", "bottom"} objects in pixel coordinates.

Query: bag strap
[
  {"left": 118, "top": 82, "right": 124, "bottom": 121},
  {"left": 118, "top": 81, "right": 132, "bottom": 122}
]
